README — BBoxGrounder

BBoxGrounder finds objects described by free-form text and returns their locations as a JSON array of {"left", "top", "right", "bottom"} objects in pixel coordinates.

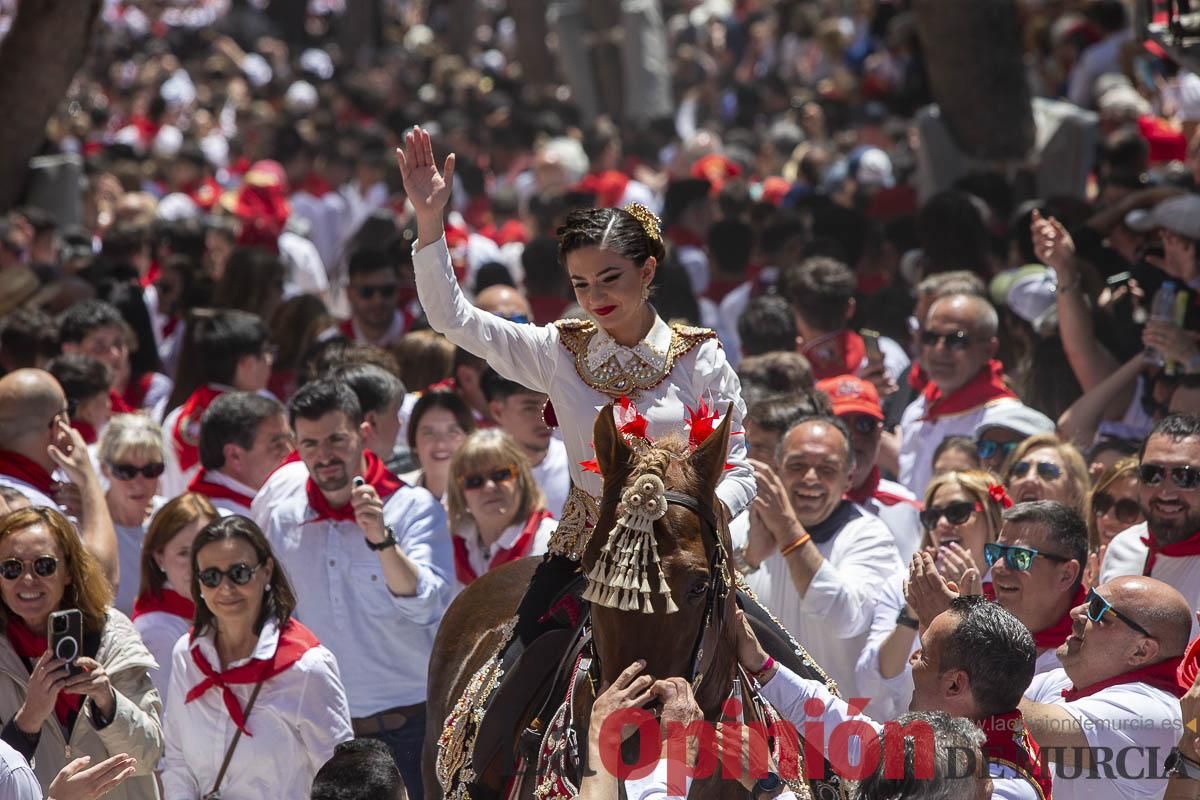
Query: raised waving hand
[{"left": 396, "top": 126, "right": 456, "bottom": 244}]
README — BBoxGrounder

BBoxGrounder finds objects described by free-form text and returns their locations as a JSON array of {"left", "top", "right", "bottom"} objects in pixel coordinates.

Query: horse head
[{"left": 582, "top": 401, "right": 738, "bottom": 715}]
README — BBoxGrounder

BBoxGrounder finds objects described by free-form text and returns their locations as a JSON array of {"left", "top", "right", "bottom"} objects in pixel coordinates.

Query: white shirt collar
[
  {"left": 207, "top": 470, "right": 258, "bottom": 500},
  {"left": 584, "top": 313, "right": 671, "bottom": 374},
  {"left": 193, "top": 617, "right": 281, "bottom": 668},
  {"left": 455, "top": 518, "right": 527, "bottom": 559}
]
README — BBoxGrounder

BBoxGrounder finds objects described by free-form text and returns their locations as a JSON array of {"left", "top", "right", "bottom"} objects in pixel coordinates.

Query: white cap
[
  {"left": 1006, "top": 267, "right": 1059, "bottom": 334},
  {"left": 1125, "top": 193, "right": 1200, "bottom": 240},
  {"left": 299, "top": 48, "right": 335, "bottom": 81},
  {"left": 160, "top": 70, "right": 196, "bottom": 109},
  {"left": 977, "top": 403, "right": 1056, "bottom": 438},
  {"left": 152, "top": 125, "right": 183, "bottom": 159},
  {"left": 855, "top": 147, "right": 895, "bottom": 188},
  {"left": 285, "top": 81, "right": 319, "bottom": 114},
  {"left": 157, "top": 193, "right": 200, "bottom": 222}
]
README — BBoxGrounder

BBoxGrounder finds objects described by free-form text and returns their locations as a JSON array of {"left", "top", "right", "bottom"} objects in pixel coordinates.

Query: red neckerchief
[
  {"left": 121, "top": 373, "right": 154, "bottom": 411},
  {"left": 172, "top": 385, "right": 224, "bottom": 472},
  {"left": 185, "top": 618, "right": 321, "bottom": 736},
  {"left": 337, "top": 318, "right": 356, "bottom": 340},
  {"left": 299, "top": 174, "right": 331, "bottom": 198},
  {"left": 71, "top": 420, "right": 97, "bottom": 445},
  {"left": 845, "top": 466, "right": 881, "bottom": 505},
  {"left": 665, "top": 225, "right": 705, "bottom": 249},
  {"left": 1062, "top": 655, "right": 1186, "bottom": 702},
  {"left": 454, "top": 509, "right": 553, "bottom": 585},
  {"left": 132, "top": 588, "right": 195, "bottom": 622},
  {"left": 1032, "top": 584, "right": 1087, "bottom": 650},
  {"left": 977, "top": 709, "right": 1052, "bottom": 799},
  {"left": 1178, "top": 635, "right": 1200, "bottom": 688},
  {"left": 188, "top": 469, "right": 254, "bottom": 510},
  {"left": 907, "top": 362, "right": 929, "bottom": 392},
  {"left": 801, "top": 330, "right": 866, "bottom": 381},
  {"left": 920, "top": 360, "right": 1016, "bottom": 420},
  {"left": 7, "top": 618, "right": 83, "bottom": 727},
  {"left": 161, "top": 316, "right": 180, "bottom": 341},
  {"left": 305, "top": 450, "right": 403, "bottom": 523},
  {"left": 574, "top": 170, "right": 631, "bottom": 208},
  {"left": 0, "top": 450, "right": 56, "bottom": 496},
  {"left": 109, "top": 389, "right": 133, "bottom": 415},
  {"left": 1140, "top": 529, "right": 1200, "bottom": 575}
]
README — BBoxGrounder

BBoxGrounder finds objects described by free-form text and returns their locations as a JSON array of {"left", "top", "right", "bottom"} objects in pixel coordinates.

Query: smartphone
[
  {"left": 860, "top": 329, "right": 884, "bottom": 365},
  {"left": 48, "top": 609, "right": 83, "bottom": 677}
]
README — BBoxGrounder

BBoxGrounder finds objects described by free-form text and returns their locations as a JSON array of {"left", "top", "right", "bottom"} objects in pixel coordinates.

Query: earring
[{"left": 640, "top": 283, "right": 650, "bottom": 302}]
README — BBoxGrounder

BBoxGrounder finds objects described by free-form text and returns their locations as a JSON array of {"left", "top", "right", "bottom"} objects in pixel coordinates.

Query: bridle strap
[{"left": 661, "top": 491, "right": 727, "bottom": 688}]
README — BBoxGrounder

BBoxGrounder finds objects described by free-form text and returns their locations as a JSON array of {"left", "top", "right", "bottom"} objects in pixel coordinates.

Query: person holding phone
[
  {"left": 0, "top": 507, "right": 162, "bottom": 799},
  {"left": 161, "top": 515, "right": 352, "bottom": 799}
]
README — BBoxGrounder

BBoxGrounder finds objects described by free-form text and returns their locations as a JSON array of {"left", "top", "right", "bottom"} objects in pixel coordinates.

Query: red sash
[
  {"left": 1031, "top": 585, "right": 1086, "bottom": 651},
  {"left": 71, "top": 420, "right": 98, "bottom": 445},
  {"left": 802, "top": 330, "right": 867, "bottom": 381},
  {"left": 978, "top": 710, "right": 1052, "bottom": 799},
  {"left": 920, "top": 360, "right": 1016, "bottom": 420},
  {"left": 0, "top": 450, "right": 56, "bottom": 496},
  {"left": 109, "top": 389, "right": 133, "bottom": 415},
  {"left": 188, "top": 469, "right": 254, "bottom": 510},
  {"left": 454, "top": 509, "right": 553, "bottom": 585},
  {"left": 185, "top": 618, "right": 320, "bottom": 736},
  {"left": 7, "top": 618, "right": 83, "bottom": 727},
  {"left": 1062, "top": 655, "right": 1186, "bottom": 702},
  {"left": 131, "top": 588, "right": 195, "bottom": 621},
  {"left": 172, "top": 386, "right": 224, "bottom": 472},
  {"left": 306, "top": 450, "right": 403, "bottom": 523},
  {"left": 1140, "top": 529, "right": 1200, "bottom": 575},
  {"left": 845, "top": 466, "right": 880, "bottom": 505}
]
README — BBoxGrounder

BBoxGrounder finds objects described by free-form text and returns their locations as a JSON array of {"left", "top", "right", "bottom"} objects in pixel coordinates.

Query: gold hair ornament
[{"left": 623, "top": 203, "right": 662, "bottom": 243}]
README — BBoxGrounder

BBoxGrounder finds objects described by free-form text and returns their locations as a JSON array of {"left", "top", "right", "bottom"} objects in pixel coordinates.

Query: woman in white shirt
[
  {"left": 131, "top": 492, "right": 217, "bottom": 697},
  {"left": 98, "top": 415, "right": 166, "bottom": 615},
  {"left": 446, "top": 429, "right": 555, "bottom": 589},
  {"left": 161, "top": 515, "right": 352, "bottom": 800},
  {"left": 855, "top": 469, "right": 1004, "bottom": 720},
  {"left": 399, "top": 389, "right": 474, "bottom": 501}
]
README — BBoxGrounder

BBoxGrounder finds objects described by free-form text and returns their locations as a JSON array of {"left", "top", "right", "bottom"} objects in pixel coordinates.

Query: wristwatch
[
  {"left": 752, "top": 772, "right": 784, "bottom": 799},
  {"left": 1166, "top": 747, "right": 1200, "bottom": 779},
  {"left": 365, "top": 525, "right": 397, "bottom": 551},
  {"left": 896, "top": 609, "right": 920, "bottom": 630}
]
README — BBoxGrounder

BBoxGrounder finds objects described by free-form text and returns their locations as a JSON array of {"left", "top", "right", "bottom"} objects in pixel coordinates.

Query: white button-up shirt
[
  {"left": 161, "top": 619, "right": 353, "bottom": 800},
  {"left": 1101, "top": 522, "right": 1200, "bottom": 637},
  {"left": 191, "top": 469, "right": 257, "bottom": 516},
  {"left": 250, "top": 459, "right": 309, "bottom": 530},
  {"left": 0, "top": 739, "right": 39, "bottom": 800},
  {"left": 265, "top": 482, "right": 454, "bottom": 715},
  {"left": 414, "top": 236, "right": 755, "bottom": 519},
  {"left": 530, "top": 438, "right": 571, "bottom": 519}
]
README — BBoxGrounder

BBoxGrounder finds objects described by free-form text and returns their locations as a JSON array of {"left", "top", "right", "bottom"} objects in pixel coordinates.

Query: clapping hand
[{"left": 904, "top": 552, "right": 965, "bottom": 629}]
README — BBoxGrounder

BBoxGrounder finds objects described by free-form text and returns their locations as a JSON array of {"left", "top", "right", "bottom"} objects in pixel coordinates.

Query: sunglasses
[
  {"left": 920, "top": 500, "right": 982, "bottom": 531},
  {"left": 920, "top": 329, "right": 972, "bottom": 350},
  {"left": 108, "top": 462, "right": 165, "bottom": 481},
  {"left": 198, "top": 561, "right": 264, "bottom": 589},
  {"left": 976, "top": 439, "right": 1018, "bottom": 462},
  {"left": 1086, "top": 588, "right": 1151, "bottom": 637},
  {"left": 354, "top": 284, "right": 398, "bottom": 300},
  {"left": 0, "top": 556, "right": 58, "bottom": 581},
  {"left": 461, "top": 465, "right": 517, "bottom": 491},
  {"left": 846, "top": 415, "right": 882, "bottom": 435},
  {"left": 1011, "top": 460, "right": 1062, "bottom": 481},
  {"left": 983, "top": 542, "right": 1070, "bottom": 572},
  {"left": 1091, "top": 492, "right": 1142, "bottom": 525},
  {"left": 501, "top": 314, "right": 530, "bottom": 325},
  {"left": 1139, "top": 464, "right": 1200, "bottom": 490}
]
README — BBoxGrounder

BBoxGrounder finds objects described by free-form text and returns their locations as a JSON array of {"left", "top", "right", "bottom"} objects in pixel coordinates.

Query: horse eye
[{"left": 688, "top": 579, "right": 709, "bottom": 597}]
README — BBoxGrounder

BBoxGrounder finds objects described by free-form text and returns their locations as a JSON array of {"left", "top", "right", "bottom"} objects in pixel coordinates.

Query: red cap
[
  {"left": 816, "top": 376, "right": 883, "bottom": 421},
  {"left": 690, "top": 154, "right": 740, "bottom": 193}
]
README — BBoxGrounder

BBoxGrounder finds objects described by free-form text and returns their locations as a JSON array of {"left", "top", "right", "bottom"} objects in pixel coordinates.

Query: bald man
[
  {"left": 475, "top": 283, "right": 534, "bottom": 323},
  {"left": 0, "top": 369, "right": 119, "bottom": 585},
  {"left": 897, "top": 293, "right": 1033, "bottom": 494},
  {"left": 1020, "top": 575, "right": 1190, "bottom": 800}
]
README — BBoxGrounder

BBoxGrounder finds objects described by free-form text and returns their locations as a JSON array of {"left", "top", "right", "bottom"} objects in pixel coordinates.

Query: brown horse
[{"left": 423, "top": 404, "right": 830, "bottom": 799}]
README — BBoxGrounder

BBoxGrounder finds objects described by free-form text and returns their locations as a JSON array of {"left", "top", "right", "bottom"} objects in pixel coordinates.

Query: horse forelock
[{"left": 621, "top": 433, "right": 703, "bottom": 499}]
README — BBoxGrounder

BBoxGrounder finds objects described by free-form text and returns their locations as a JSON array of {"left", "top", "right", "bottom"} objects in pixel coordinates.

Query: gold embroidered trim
[
  {"left": 552, "top": 319, "right": 715, "bottom": 399},
  {"left": 548, "top": 485, "right": 600, "bottom": 561}
]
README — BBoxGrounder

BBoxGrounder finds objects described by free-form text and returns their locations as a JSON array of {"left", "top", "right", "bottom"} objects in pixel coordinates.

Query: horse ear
[
  {"left": 594, "top": 403, "right": 633, "bottom": 477},
  {"left": 690, "top": 402, "right": 734, "bottom": 489}
]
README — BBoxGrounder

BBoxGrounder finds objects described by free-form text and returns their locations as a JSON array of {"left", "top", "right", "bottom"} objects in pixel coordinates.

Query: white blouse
[
  {"left": 414, "top": 236, "right": 755, "bottom": 519},
  {"left": 161, "top": 619, "right": 353, "bottom": 800},
  {"left": 454, "top": 515, "right": 556, "bottom": 590}
]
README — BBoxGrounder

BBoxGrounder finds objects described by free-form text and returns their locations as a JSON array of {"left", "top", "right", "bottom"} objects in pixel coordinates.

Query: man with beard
[
  {"left": 1020, "top": 576, "right": 1189, "bottom": 800},
  {"left": 264, "top": 379, "right": 453, "bottom": 799},
  {"left": 1100, "top": 414, "right": 1200, "bottom": 635}
]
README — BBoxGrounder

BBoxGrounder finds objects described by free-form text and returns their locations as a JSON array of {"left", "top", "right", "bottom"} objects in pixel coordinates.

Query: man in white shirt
[
  {"left": 817, "top": 375, "right": 922, "bottom": 563},
  {"left": 481, "top": 368, "right": 569, "bottom": 517},
  {"left": 898, "top": 293, "right": 1027, "bottom": 495},
  {"left": 188, "top": 392, "right": 293, "bottom": 514},
  {"left": 743, "top": 415, "right": 903, "bottom": 704},
  {"left": 265, "top": 378, "right": 453, "bottom": 799},
  {"left": 1100, "top": 414, "right": 1200, "bottom": 636},
  {"left": 1020, "top": 576, "right": 1190, "bottom": 800},
  {"left": 331, "top": 248, "right": 415, "bottom": 348}
]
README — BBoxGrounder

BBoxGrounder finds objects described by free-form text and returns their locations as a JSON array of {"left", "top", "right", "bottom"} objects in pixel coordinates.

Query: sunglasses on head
[
  {"left": 976, "top": 439, "right": 1018, "bottom": 462},
  {"left": 1086, "top": 588, "right": 1151, "bottom": 637},
  {"left": 461, "top": 465, "right": 517, "bottom": 491},
  {"left": 1091, "top": 492, "right": 1142, "bottom": 525},
  {"left": 983, "top": 542, "right": 1070, "bottom": 572},
  {"left": 920, "top": 329, "right": 972, "bottom": 350},
  {"left": 920, "top": 500, "right": 982, "bottom": 531},
  {"left": 108, "top": 462, "right": 165, "bottom": 481},
  {"left": 1011, "top": 460, "right": 1062, "bottom": 481},
  {"left": 0, "top": 556, "right": 58, "bottom": 581},
  {"left": 1139, "top": 464, "right": 1200, "bottom": 490},
  {"left": 198, "top": 561, "right": 264, "bottom": 589},
  {"left": 355, "top": 284, "right": 398, "bottom": 300}
]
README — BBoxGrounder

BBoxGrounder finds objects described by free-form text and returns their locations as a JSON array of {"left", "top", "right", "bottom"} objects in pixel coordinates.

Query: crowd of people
[{"left": 1, "top": 0, "right": 1200, "bottom": 798}]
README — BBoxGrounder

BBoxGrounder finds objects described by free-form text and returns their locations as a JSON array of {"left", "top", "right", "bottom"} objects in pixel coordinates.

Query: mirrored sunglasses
[
  {"left": 198, "top": 562, "right": 263, "bottom": 589},
  {"left": 983, "top": 542, "right": 1069, "bottom": 572},
  {"left": 1138, "top": 464, "right": 1200, "bottom": 490},
  {"left": 0, "top": 556, "right": 58, "bottom": 581},
  {"left": 1011, "top": 460, "right": 1062, "bottom": 481},
  {"left": 1086, "top": 588, "right": 1151, "bottom": 636}
]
